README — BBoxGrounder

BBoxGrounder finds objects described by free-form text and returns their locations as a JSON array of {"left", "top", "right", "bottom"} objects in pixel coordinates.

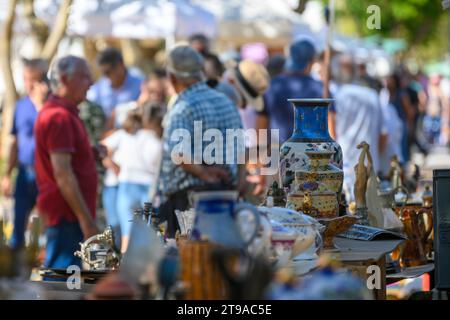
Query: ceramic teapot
[
  {"left": 190, "top": 191, "right": 261, "bottom": 249},
  {"left": 257, "top": 206, "right": 322, "bottom": 260}
]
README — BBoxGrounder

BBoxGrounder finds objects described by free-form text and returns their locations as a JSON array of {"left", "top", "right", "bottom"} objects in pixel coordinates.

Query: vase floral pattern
[{"left": 279, "top": 99, "right": 343, "bottom": 192}]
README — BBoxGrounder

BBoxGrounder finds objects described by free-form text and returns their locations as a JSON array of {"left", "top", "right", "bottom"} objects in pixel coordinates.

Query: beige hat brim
[{"left": 230, "top": 69, "right": 265, "bottom": 112}]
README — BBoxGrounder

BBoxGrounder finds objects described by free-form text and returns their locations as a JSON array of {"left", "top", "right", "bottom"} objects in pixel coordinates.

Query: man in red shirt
[{"left": 35, "top": 55, "right": 99, "bottom": 269}]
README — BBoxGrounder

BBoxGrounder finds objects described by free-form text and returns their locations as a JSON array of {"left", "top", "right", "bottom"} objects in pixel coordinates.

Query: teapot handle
[
  {"left": 234, "top": 203, "right": 261, "bottom": 247},
  {"left": 418, "top": 208, "right": 433, "bottom": 242}
]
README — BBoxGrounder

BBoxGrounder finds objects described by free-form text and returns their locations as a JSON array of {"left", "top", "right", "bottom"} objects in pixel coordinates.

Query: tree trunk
[
  {"left": 0, "top": 0, "right": 18, "bottom": 159},
  {"left": 41, "top": 0, "right": 73, "bottom": 61},
  {"left": 23, "top": 0, "right": 49, "bottom": 55}
]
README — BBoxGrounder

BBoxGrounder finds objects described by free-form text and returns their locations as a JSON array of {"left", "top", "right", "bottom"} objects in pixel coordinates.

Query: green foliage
[
  {"left": 321, "top": 0, "right": 449, "bottom": 60},
  {"left": 344, "top": 0, "right": 445, "bottom": 42}
]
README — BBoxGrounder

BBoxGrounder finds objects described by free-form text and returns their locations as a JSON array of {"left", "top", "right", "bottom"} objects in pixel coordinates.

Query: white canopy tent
[
  {"left": 33, "top": 0, "right": 218, "bottom": 40},
  {"left": 0, "top": 0, "right": 218, "bottom": 94},
  {"left": 0, "top": 0, "right": 217, "bottom": 40},
  {"left": 191, "top": 0, "right": 316, "bottom": 49}
]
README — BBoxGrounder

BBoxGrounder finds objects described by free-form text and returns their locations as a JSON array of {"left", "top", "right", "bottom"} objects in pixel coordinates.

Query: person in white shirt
[
  {"left": 331, "top": 54, "right": 388, "bottom": 202},
  {"left": 102, "top": 103, "right": 163, "bottom": 252}
]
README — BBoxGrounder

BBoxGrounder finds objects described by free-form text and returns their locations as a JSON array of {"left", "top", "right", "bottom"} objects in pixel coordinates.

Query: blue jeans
[
  {"left": 102, "top": 185, "right": 119, "bottom": 227},
  {"left": 116, "top": 182, "right": 150, "bottom": 237},
  {"left": 44, "top": 220, "right": 83, "bottom": 269},
  {"left": 10, "top": 165, "right": 38, "bottom": 249},
  {"left": 423, "top": 115, "right": 441, "bottom": 145},
  {"left": 102, "top": 185, "right": 121, "bottom": 248}
]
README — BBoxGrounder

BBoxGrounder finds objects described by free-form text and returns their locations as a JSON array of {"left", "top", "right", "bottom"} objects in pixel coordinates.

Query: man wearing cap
[
  {"left": 156, "top": 44, "right": 244, "bottom": 237},
  {"left": 258, "top": 37, "right": 324, "bottom": 145}
]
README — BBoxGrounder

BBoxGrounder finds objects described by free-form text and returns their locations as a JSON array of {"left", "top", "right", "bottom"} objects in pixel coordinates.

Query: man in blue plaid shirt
[{"left": 156, "top": 45, "right": 245, "bottom": 237}]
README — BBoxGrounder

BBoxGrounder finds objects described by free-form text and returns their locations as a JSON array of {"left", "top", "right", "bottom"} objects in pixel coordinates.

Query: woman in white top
[{"left": 102, "top": 103, "right": 163, "bottom": 252}]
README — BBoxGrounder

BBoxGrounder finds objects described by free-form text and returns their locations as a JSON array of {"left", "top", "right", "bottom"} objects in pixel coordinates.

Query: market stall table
[
  {"left": 386, "top": 263, "right": 434, "bottom": 285},
  {"left": 29, "top": 281, "right": 94, "bottom": 300},
  {"left": 328, "top": 237, "right": 405, "bottom": 300}
]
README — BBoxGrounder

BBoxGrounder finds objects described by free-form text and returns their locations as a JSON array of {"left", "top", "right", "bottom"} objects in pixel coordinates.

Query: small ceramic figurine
[
  {"left": 264, "top": 181, "right": 286, "bottom": 207},
  {"left": 354, "top": 142, "right": 372, "bottom": 210},
  {"left": 389, "top": 155, "right": 403, "bottom": 190},
  {"left": 422, "top": 185, "right": 433, "bottom": 208}
]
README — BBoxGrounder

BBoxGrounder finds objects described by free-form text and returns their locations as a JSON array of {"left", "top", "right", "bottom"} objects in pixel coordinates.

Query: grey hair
[
  {"left": 169, "top": 71, "right": 204, "bottom": 85},
  {"left": 22, "top": 58, "right": 49, "bottom": 79},
  {"left": 49, "top": 55, "right": 85, "bottom": 92}
]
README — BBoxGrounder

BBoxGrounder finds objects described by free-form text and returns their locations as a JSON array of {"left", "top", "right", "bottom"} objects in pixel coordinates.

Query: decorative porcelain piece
[
  {"left": 270, "top": 220, "right": 298, "bottom": 265},
  {"left": 191, "top": 191, "right": 261, "bottom": 249},
  {"left": 294, "top": 150, "right": 343, "bottom": 193},
  {"left": 279, "top": 99, "right": 343, "bottom": 193},
  {"left": 258, "top": 206, "right": 322, "bottom": 260},
  {"left": 286, "top": 150, "right": 343, "bottom": 218},
  {"left": 287, "top": 191, "right": 338, "bottom": 218}
]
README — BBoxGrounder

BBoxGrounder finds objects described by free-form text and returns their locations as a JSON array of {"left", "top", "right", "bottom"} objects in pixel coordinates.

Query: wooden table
[
  {"left": 386, "top": 263, "right": 434, "bottom": 285},
  {"left": 328, "top": 237, "right": 405, "bottom": 300},
  {"left": 29, "top": 281, "right": 94, "bottom": 300}
]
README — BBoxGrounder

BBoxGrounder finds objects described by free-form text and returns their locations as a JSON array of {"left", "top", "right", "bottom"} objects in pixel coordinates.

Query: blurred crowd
[{"left": 1, "top": 32, "right": 449, "bottom": 269}]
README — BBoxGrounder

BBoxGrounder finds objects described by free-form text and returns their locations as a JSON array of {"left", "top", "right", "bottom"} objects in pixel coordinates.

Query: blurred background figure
[
  {"left": 35, "top": 56, "right": 98, "bottom": 269},
  {"left": 383, "top": 72, "right": 414, "bottom": 163},
  {"left": 112, "top": 71, "right": 168, "bottom": 130},
  {"left": 259, "top": 36, "right": 323, "bottom": 145},
  {"left": 87, "top": 47, "right": 144, "bottom": 242},
  {"left": 87, "top": 47, "right": 143, "bottom": 120},
  {"left": 203, "top": 53, "right": 225, "bottom": 87},
  {"left": 102, "top": 104, "right": 163, "bottom": 253},
  {"left": 188, "top": 33, "right": 211, "bottom": 56},
  {"left": 379, "top": 78, "right": 404, "bottom": 178},
  {"left": 423, "top": 73, "right": 450, "bottom": 146},
  {"left": 355, "top": 59, "right": 382, "bottom": 93},
  {"left": 226, "top": 59, "right": 270, "bottom": 198},
  {"left": 1, "top": 58, "right": 49, "bottom": 250},
  {"left": 332, "top": 54, "right": 387, "bottom": 200},
  {"left": 266, "top": 54, "right": 286, "bottom": 79}
]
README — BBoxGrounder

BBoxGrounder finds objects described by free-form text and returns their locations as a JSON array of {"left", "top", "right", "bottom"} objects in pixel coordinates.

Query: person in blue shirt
[
  {"left": 87, "top": 47, "right": 143, "bottom": 121},
  {"left": 1, "top": 58, "right": 49, "bottom": 249},
  {"left": 87, "top": 48, "right": 143, "bottom": 240},
  {"left": 256, "top": 37, "right": 325, "bottom": 145}
]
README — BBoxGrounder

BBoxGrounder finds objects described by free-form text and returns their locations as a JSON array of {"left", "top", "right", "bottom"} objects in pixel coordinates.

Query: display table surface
[
  {"left": 29, "top": 238, "right": 407, "bottom": 300},
  {"left": 329, "top": 237, "right": 405, "bottom": 300},
  {"left": 332, "top": 237, "right": 404, "bottom": 262},
  {"left": 31, "top": 281, "right": 94, "bottom": 300},
  {"left": 386, "top": 263, "right": 434, "bottom": 286}
]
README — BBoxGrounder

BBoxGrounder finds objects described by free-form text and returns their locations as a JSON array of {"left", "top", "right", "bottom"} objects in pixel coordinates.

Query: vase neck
[{"left": 291, "top": 104, "right": 332, "bottom": 141}]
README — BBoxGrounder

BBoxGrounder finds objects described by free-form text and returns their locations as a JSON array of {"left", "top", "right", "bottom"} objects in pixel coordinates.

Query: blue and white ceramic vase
[{"left": 279, "top": 99, "right": 343, "bottom": 192}]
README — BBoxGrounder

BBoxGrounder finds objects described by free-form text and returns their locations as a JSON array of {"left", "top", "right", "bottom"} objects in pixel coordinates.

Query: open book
[{"left": 337, "top": 224, "right": 407, "bottom": 241}]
